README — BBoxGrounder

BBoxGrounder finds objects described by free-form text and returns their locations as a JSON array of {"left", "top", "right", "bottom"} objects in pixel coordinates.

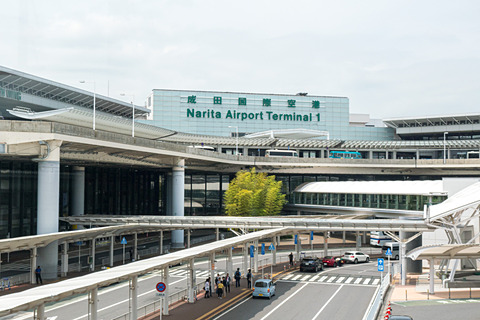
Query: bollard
[
  {"left": 449, "top": 287, "right": 451, "bottom": 299},
  {"left": 405, "top": 289, "right": 407, "bottom": 301},
  {"left": 427, "top": 289, "right": 429, "bottom": 300},
  {"left": 470, "top": 287, "right": 472, "bottom": 299},
  {"left": 284, "top": 265, "right": 286, "bottom": 271}
]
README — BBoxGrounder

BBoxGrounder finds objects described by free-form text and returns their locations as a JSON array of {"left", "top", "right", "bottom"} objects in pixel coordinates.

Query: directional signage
[
  {"left": 261, "top": 243, "right": 265, "bottom": 255},
  {"left": 294, "top": 235, "right": 298, "bottom": 245},
  {"left": 156, "top": 282, "right": 166, "bottom": 293},
  {"left": 121, "top": 237, "right": 127, "bottom": 245},
  {"left": 377, "top": 258, "right": 384, "bottom": 272},
  {"left": 268, "top": 243, "right": 275, "bottom": 251},
  {"left": 385, "top": 248, "right": 392, "bottom": 256},
  {"left": 310, "top": 231, "right": 314, "bottom": 241},
  {"left": 250, "top": 245, "right": 254, "bottom": 258}
]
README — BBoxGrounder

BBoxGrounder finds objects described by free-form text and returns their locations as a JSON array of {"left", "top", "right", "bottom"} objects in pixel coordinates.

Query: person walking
[
  {"left": 204, "top": 278, "right": 210, "bottom": 298},
  {"left": 247, "top": 269, "right": 252, "bottom": 289},
  {"left": 217, "top": 280, "right": 224, "bottom": 299},
  {"left": 289, "top": 252, "right": 294, "bottom": 267},
  {"left": 225, "top": 273, "right": 231, "bottom": 293},
  {"left": 234, "top": 268, "right": 241, "bottom": 287},
  {"left": 35, "top": 266, "right": 43, "bottom": 285}
]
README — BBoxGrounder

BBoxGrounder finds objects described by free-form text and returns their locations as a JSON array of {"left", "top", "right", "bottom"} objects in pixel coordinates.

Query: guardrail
[{"left": 362, "top": 272, "right": 390, "bottom": 320}]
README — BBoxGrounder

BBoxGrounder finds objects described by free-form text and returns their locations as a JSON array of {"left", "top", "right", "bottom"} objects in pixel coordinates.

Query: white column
[
  {"left": 72, "top": 166, "right": 85, "bottom": 229},
  {"left": 130, "top": 276, "right": 137, "bottom": 320},
  {"left": 133, "top": 233, "right": 138, "bottom": 261},
  {"left": 90, "top": 287, "right": 98, "bottom": 320},
  {"left": 36, "top": 304, "right": 45, "bottom": 320},
  {"left": 171, "top": 159, "right": 185, "bottom": 248},
  {"left": 210, "top": 253, "right": 216, "bottom": 286},
  {"left": 216, "top": 228, "right": 220, "bottom": 241},
  {"left": 254, "top": 240, "right": 259, "bottom": 272},
  {"left": 31, "top": 247, "right": 37, "bottom": 284},
  {"left": 187, "top": 229, "right": 191, "bottom": 248},
  {"left": 272, "top": 237, "right": 277, "bottom": 266},
  {"left": 162, "top": 267, "right": 169, "bottom": 315},
  {"left": 90, "top": 238, "right": 96, "bottom": 271},
  {"left": 342, "top": 231, "right": 346, "bottom": 244},
  {"left": 243, "top": 244, "right": 248, "bottom": 277},
  {"left": 61, "top": 242, "right": 68, "bottom": 277},
  {"left": 36, "top": 141, "right": 62, "bottom": 280},
  {"left": 309, "top": 232, "right": 313, "bottom": 251},
  {"left": 295, "top": 234, "right": 300, "bottom": 263},
  {"left": 400, "top": 242, "right": 407, "bottom": 286},
  {"left": 323, "top": 232, "right": 328, "bottom": 257},
  {"left": 188, "top": 258, "right": 195, "bottom": 303},
  {"left": 159, "top": 231, "right": 163, "bottom": 255},
  {"left": 429, "top": 259, "right": 435, "bottom": 294},
  {"left": 356, "top": 232, "right": 361, "bottom": 251},
  {"left": 110, "top": 236, "right": 114, "bottom": 267},
  {"left": 228, "top": 246, "right": 233, "bottom": 275}
]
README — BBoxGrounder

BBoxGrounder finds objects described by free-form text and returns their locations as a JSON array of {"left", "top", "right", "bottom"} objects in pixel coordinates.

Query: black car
[{"left": 300, "top": 257, "right": 323, "bottom": 272}]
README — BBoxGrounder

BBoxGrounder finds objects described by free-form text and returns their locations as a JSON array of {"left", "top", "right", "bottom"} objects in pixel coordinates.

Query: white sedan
[{"left": 342, "top": 251, "right": 370, "bottom": 264}]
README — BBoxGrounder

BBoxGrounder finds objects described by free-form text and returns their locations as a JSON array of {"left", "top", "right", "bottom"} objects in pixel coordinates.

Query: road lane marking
[
  {"left": 326, "top": 276, "right": 336, "bottom": 283},
  {"left": 291, "top": 274, "right": 302, "bottom": 281},
  {"left": 259, "top": 282, "right": 309, "bottom": 320},
  {"left": 363, "top": 278, "right": 371, "bottom": 285},
  {"left": 335, "top": 277, "right": 345, "bottom": 283},
  {"left": 312, "top": 285, "right": 344, "bottom": 320},
  {"left": 283, "top": 274, "right": 295, "bottom": 280},
  {"left": 309, "top": 274, "right": 321, "bottom": 282},
  {"left": 345, "top": 277, "right": 354, "bottom": 284},
  {"left": 300, "top": 275, "right": 311, "bottom": 281},
  {"left": 318, "top": 276, "right": 328, "bottom": 282},
  {"left": 372, "top": 278, "right": 380, "bottom": 285},
  {"left": 354, "top": 278, "right": 362, "bottom": 284}
]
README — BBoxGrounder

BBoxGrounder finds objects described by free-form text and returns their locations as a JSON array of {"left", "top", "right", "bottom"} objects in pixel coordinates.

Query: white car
[{"left": 342, "top": 251, "right": 370, "bottom": 264}]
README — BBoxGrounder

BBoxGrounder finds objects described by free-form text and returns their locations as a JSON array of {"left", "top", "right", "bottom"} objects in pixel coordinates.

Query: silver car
[{"left": 342, "top": 251, "right": 370, "bottom": 264}]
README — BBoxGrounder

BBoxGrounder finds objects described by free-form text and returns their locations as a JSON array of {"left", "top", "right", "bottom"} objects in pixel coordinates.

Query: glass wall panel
[
  {"left": 206, "top": 174, "right": 221, "bottom": 215},
  {"left": 192, "top": 174, "right": 206, "bottom": 216}
]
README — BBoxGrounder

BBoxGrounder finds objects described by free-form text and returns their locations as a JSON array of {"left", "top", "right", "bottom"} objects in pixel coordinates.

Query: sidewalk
[{"left": 140, "top": 261, "right": 295, "bottom": 320}]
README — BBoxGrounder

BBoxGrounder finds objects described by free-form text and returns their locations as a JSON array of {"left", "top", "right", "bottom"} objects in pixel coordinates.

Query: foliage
[{"left": 224, "top": 167, "right": 286, "bottom": 217}]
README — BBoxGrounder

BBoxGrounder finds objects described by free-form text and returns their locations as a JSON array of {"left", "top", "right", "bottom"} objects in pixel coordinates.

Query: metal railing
[{"left": 362, "top": 272, "right": 390, "bottom": 320}]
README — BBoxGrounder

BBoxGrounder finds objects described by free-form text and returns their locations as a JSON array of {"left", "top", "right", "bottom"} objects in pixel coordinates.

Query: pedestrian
[
  {"left": 217, "top": 280, "right": 224, "bottom": 299},
  {"left": 222, "top": 276, "right": 227, "bottom": 297},
  {"left": 234, "top": 268, "right": 241, "bottom": 287},
  {"left": 204, "top": 279, "right": 210, "bottom": 298},
  {"left": 35, "top": 266, "right": 43, "bottom": 284},
  {"left": 247, "top": 269, "right": 252, "bottom": 289},
  {"left": 225, "top": 273, "right": 231, "bottom": 293},
  {"left": 215, "top": 273, "right": 220, "bottom": 287},
  {"left": 289, "top": 252, "right": 294, "bottom": 267}
]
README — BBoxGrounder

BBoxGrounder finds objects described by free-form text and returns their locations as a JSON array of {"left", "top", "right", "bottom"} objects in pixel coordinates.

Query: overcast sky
[{"left": 1, "top": 1, "right": 480, "bottom": 119}]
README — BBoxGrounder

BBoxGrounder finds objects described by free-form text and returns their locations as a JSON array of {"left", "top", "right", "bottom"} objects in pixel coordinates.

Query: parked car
[
  {"left": 252, "top": 279, "right": 276, "bottom": 299},
  {"left": 322, "top": 256, "right": 344, "bottom": 267},
  {"left": 300, "top": 256, "right": 323, "bottom": 272},
  {"left": 389, "top": 316, "right": 413, "bottom": 320},
  {"left": 342, "top": 251, "right": 370, "bottom": 264}
]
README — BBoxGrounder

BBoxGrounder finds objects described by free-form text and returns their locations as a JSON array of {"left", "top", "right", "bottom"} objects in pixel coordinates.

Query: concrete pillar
[
  {"left": 159, "top": 230, "right": 163, "bottom": 255},
  {"left": 243, "top": 244, "right": 248, "bottom": 277},
  {"left": 295, "top": 234, "right": 300, "bottom": 263},
  {"left": 392, "top": 151, "right": 397, "bottom": 159},
  {"left": 400, "top": 242, "right": 407, "bottom": 286},
  {"left": 110, "top": 236, "right": 114, "bottom": 267},
  {"left": 36, "top": 141, "right": 61, "bottom": 280},
  {"left": 36, "top": 304, "right": 45, "bottom": 320},
  {"left": 216, "top": 228, "right": 220, "bottom": 241},
  {"left": 130, "top": 276, "right": 137, "bottom": 320},
  {"left": 61, "top": 242, "right": 68, "bottom": 277},
  {"left": 210, "top": 253, "right": 216, "bottom": 286},
  {"left": 254, "top": 240, "right": 259, "bottom": 272},
  {"left": 91, "top": 238, "right": 96, "bottom": 271},
  {"left": 188, "top": 259, "right": 195, "bottom": 303},
  {"left": 429, "top": 259, "right": 435, "bottom": 294},
  {"left": 385, "top": 151, "right": 389, "bottom": 159},
  {"left": 72, "top": 166, "right": 85, "bottom": 229},
  {"left": 400, "top": 227, "right": 423, "bottom": 285},
  {"left": 90, "top": 287, "right": 98, "bottom": 320},
  {"left": 342, "top": 231, "right": 346, "bottom": 244},
  {"left": 416, "top": 150, "right": 420, "bottom": 160},
  {"left": 356, "top": 232, "right": 361, "bottom": 251},
  {"left": 272, "top": 237, "right": 277, "bottom": 266},
  {"left": 133, "top": 233, "right": 138, "bottom": 261},
  {"left": 309, "top": 232, "right": 313, "bottom": 251},
  {"left": 228, "top": 246, "right": 233, "bottom": 275},
  {"left": 171, "top": 159, "right": 185, "bottom": 248},
  {"left": 162, "top": 266, "right": 169, "bottom": 315},
  {"left": 369, "top": 150, "right": 373, "bottom": 159},
  {"left": 31, "top": 247, "right": 37, "bottom": 284},
  {"left": 363, "top": 231, "right": 367, "bottom": 244},
  {"left": 323, "top": 232, "right": 328, "bottom": 257}
]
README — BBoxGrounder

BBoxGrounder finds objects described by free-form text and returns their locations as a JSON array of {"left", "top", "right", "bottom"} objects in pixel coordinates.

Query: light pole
[
  {"left": 79, "top": 81, "right": 96, "bottom": 131},
  {"left": 120, "top": 93, "right": 135, "bottom": 137},
  {"left": 443, "top": 131, "right": 449, "bottom": 164},
  {"left": 228, "top": 126, "right": 238, "bottom": 155}
]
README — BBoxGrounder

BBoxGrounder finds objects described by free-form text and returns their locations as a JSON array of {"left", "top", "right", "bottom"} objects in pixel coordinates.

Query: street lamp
[
  {"left": 79, "top": 81, "right": 96, "bottom": 131},
  {"left": 228, "top": 126, "right": 238, "bottom": 156},
  {"left": 443, "top": 131, "right": 449, "bottom": 164},
  {"left": 120, "top": 93, "right": 135, "bottom": 137}
]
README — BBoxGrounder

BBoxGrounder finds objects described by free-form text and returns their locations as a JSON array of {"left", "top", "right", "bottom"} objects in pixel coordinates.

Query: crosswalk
[{"left": 280, "top": 272, "right": 380, "bottom": 287}]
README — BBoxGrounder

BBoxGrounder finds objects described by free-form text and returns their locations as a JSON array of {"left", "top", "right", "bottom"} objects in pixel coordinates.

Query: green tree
[{"left": 224, "top": 167, "right": 286, "bottom": 216}]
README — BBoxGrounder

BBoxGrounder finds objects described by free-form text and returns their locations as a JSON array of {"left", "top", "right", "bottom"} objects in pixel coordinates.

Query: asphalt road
[
  {"left": 215, "top": 262, "right": 380, "bottom": 320},
  {"left": 391, "top": 299, "right": 480, "bottom": 320}
]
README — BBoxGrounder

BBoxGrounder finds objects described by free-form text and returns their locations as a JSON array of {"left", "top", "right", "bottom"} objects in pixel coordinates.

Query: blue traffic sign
[
  {"left": 385, "top": 248, "right": 392, "bottom": 256},
  {"left": 310, "top": 231, "right": 314, "bottom": 241},
  {"left": 250, "top": 245, "right": 254, "bottom": 258},
  {"left": 261, "top": 243, "right": 265, "bottom": 255},
  {"left": 294, "top": 235, "right": 298, "bottom": 245},
  {"left": 156, "top": 282, "right": 166, "bottom": 292},
  {"left": 377, "top": 258, "right": 384, "bottom": 272},
  {"left": 120, "top": 237, "right": 127, "bottom": 245},
  {"left": 268, "top": 243, "right": 275, "bottom": 251}
]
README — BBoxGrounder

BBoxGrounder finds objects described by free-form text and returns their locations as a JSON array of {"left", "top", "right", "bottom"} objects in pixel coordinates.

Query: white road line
[
  {"left": 335, "top": 277, "right": 345, "bottom": 283},
  {"left": 260, "top": 283, "right": 309, "bottom": 320},
  {"left": 283, "top": 274, "right": 295, "bottom": 280},
  {"left": 291, "top": 274, "right": 302, "bottom": 281},
  {"left": 326, "top": 276, "right": 336, "bottom": 283},
  {"left": 372, "top": 279, "right": 380, "bottom": 285},
  {"left": 308, "top": 274, "right": 321, "bottom": 282},
  {"left": 363, "top": 278, "right": 371, "bottom": 285},
  {"left": 354, "top": 278, "right": 362, "bottom": 284},
  {"left": 345, "top": 277, "right": 354, "bottom": 284},
  {"left": 300, "top": 275, "right": 310, "bottom": 281},
  {"left": 318, "top": 276, "right": 328, "bottom": 282},
  {"left": 312, "top": 285, "right": 344, "bottom": 320}
]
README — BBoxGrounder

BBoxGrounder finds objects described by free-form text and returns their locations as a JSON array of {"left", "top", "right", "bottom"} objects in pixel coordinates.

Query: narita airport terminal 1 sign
[{"left": 187, "top": 108, "right": 320, "bottom": 122}]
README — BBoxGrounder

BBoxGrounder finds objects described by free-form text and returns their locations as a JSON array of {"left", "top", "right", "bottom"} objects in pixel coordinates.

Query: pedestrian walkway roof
[
  {"left": 0, "top": 228, "right": 287, "bottom": 317},
  {"left": 429, "top": 181, "right": 480, "bottom": 222},
  {"left": 407, "top": 244, "right": 480, "bottom": 260}
]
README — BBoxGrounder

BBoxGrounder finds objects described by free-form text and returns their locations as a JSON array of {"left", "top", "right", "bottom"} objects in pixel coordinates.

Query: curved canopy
[
  {"left": 407, "top": 244, "right": 480, "bottom": 260},
  {"left": 429, "top": 181, "right": 480, "bottom": 221}
]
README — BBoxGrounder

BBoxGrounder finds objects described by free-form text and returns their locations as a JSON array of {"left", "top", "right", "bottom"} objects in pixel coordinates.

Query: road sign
[
  {"left": 156, "top": 282, "right": 166, "bottom": 293},
  {"left": 385, "top": 248, "right": 392, "bottom": 256},
  {"left": 294, "top": 235, "right": 298, "bottom": 245},
  {"left": 121, "top": 237, "right": 127, "bottom": 245},
  {"left": 377, "top": 258, "right": 384, "bottom": 272},
  {"left": 268, "top": 243, "right": 275, "bottom": 251},
  {"left": 261, "top": 243, "right": 265, "bottom": 255},
  {"left": 250, "top": 245, "right": 254, "bottom": 258},
  {"left": 310, "top": 231, "right": 314, "bottom": 241}
]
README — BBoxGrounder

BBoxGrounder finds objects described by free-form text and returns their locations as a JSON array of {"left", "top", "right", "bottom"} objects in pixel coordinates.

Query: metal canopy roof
[
  {"left": 429, "top": 181, "right": 480, "bottom": 221},
  {"left": 294, "top": 180, "right": 445, "bottom": 196},
  {"left": 383, "top": 113, "right": 480, "bottom": 129},
  {"left": 0, "top": 228, "right": 287, "bottom": 316},
  {"left": 60, "top": 215, "right": 434, "bottom": 232},
  {"left": 407, "top": 244, "right": 480, "bottom": 260},
  {"left": 244, "top": 129, "right": 330, "bottom": 139},
  {"left": 0, "top": 65, "right": 149, "bottom": 118}
]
